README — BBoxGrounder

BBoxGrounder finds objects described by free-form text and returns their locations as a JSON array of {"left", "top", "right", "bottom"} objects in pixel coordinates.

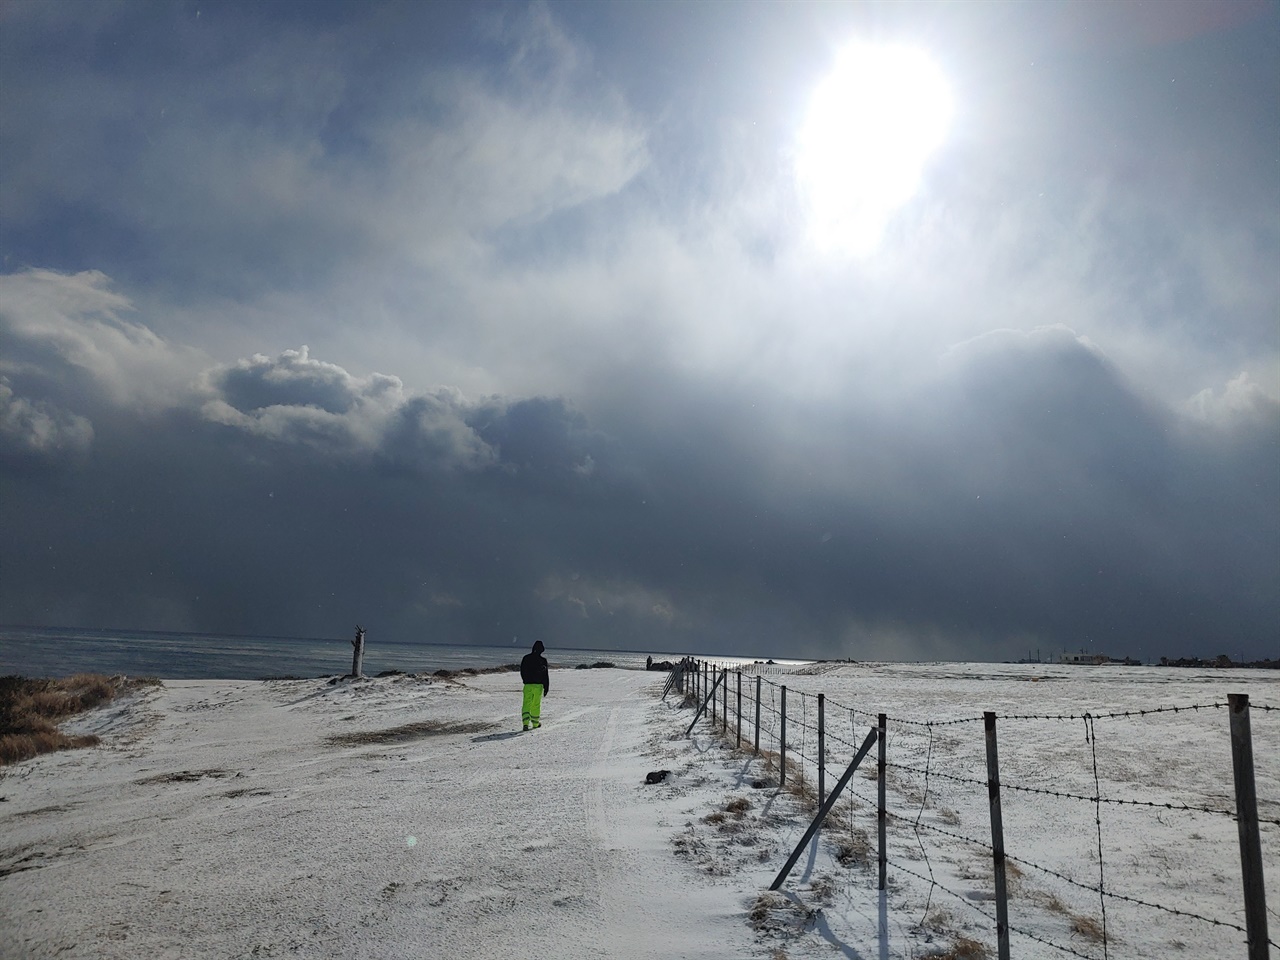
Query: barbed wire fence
[{"left": 679, "top": 659, "right": 1275, "bottom": 960}]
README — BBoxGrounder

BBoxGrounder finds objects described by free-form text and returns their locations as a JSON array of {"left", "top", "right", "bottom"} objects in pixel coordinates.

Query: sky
[{"left": 1, "top": 0, "right": 1277, "bottom": 662}]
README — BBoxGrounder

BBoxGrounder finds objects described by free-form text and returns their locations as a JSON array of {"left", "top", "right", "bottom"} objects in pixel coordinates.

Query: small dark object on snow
[{"left": 644, "top": 769, "right": 671, "bottom": 785}]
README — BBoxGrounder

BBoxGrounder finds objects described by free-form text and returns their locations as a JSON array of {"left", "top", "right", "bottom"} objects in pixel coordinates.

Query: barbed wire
[
  {"left": 887, "top": 858, "right": 1105, "bottom": 960},
  {"left": 1084, "top": 714, "right": 1111, "bottom": 960},
  {"left": 704, "top": 719, "right": 1270, "bottom": 946},
  {"left": 1000, "top": 702, "right": 1228, "bottom": 721},
  {"left": 887, "top": 713, "right": 987, "bottom": 728},
  {"left": 860, "top": 799, "right": 1270, "bottom": 951},
  {"left": 880, "top": 760, "right": 1262, "bottom": 823},
  {"left": 1003, "top": 849, "right": 1258, "bottom": 939},
  {"left": 699, "top": 686, "right": 1280, "bottom": 827},
  {"left": 713, "top": 664, "right": 1242, "bottom": 725},
  {"left": 911, "top": 725, "right": 940, "bottom": 925},
  {"left": 687, "top": 658, "right": 1273, "bottom": 951}
]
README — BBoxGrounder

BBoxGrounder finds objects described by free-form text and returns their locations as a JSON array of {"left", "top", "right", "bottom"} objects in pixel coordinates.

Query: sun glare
[{"left": 797, "top": 42, "right": 953, "bottom": 256}]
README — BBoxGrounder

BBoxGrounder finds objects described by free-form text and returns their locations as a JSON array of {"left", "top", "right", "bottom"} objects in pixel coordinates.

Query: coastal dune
[
  {"left": 5, "top": 662, "right": 1277, "bottom": 959},
  {"left": 1, "top": 669, "right": 756, "bottom": 959}
]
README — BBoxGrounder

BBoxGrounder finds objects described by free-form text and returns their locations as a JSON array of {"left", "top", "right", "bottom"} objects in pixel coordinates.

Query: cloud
[
  {"left": 1183, "top": 372, "right": 1278, "bottom": 428},
  {"left": 198, "top": 346, "right": 621, "bottom": 479},
  {"left": 0, "top": 281, "right": 1274, "bottom": 658},
  {"left": 0, "top": 268, "right": 204, "bottom": 411},
  {"left": 0, "top": 5, "right": 1275, "bottom": 660},
  {"left": 0, "top": 379, "right": 94, "bottom": 465}
]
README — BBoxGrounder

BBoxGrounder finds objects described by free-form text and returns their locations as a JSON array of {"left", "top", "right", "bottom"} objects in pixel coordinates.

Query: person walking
[{"left": 520, "top": 640, "right": 550, "bottom": 731}]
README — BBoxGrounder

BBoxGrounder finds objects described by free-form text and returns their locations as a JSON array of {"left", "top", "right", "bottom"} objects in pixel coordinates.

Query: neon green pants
[{"left": 522, "top": 684, "right": 543, "bottom": 728}]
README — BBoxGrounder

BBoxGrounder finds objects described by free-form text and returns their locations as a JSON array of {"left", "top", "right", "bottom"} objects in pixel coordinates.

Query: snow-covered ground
[{"left": 1, "top": 662, "right": 1275, "bottom": 959}]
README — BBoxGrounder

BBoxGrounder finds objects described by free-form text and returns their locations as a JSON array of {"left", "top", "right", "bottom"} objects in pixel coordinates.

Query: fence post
[
  {"left": 754, "top": 676, "right": 762, "bottom": 754},
  {"left": 736, "top": 671, "right": 743, "bottom": 747},
  {"left": 983, "top": 712, "right": 1012, "bottom": 960},
  {"left": 720, "top": 668, "right": 728, "bottom": 732},
  {"left": 1229, "top": 693, "right": 1270, "bottom": 960},
  {"left": 780, "top": 685, "right": 788, "bottom": 787},
  {"left": 771, "top": 727, "right": 879, "bottom": 891},
  {"left": 877, "top": 713, "right": 887, "bottom": 891},
  {"left": 818, "top": 693, "right": 826, "bottom": 806},
  {"left": 706, "top": 665, "right": 716, "bottom": 727},
  {"left": 685, "top": 668, "right": 727, "bottom": 736}
]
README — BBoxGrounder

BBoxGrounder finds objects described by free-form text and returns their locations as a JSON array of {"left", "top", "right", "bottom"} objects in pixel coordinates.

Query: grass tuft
[
  {"left": 0, "top": 674, "right": 149, "bottom": 766},
  {"left": 925, "top": 936, "right": 989, "bottom": 959}
]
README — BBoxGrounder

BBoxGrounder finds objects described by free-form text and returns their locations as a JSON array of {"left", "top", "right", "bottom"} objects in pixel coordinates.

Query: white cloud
[
  {"left": 0, "top": 379, "right": 94, "bottom": 459},
  {"left": 200, "top": 346, "right": 499, "bottom": 472},
  {"left": 1183, "top": 371, "right": 1279, "bottom": 426},
  {"left": 0, "top": 268, "right": 205, "bottom": 410}
]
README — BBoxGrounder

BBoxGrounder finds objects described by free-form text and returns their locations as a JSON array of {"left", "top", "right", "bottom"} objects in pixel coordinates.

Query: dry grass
[
  {"left": 429, "top": 663, "right": 520, "bottom": 679},
  {"left": 325, "top": 718, "right": 498, "bottom": 746},
  {"left": 1070, "top": 913, "right": 1105, "bottom": 943},
  {"left": 926, "top": 936, "right": 989, "bottom": 960},
  {"left": 0, "top": 674, "right": 153, "bottom": 766}
]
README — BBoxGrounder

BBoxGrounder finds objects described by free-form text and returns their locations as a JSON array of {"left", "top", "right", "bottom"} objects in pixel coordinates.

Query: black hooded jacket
[{"left": 520, "top": 643, "right": 549, "bottom": 694}]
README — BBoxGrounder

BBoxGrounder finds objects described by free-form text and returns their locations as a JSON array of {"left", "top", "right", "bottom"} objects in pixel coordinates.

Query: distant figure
[
  {"left": 646, "top": 655, "right": 653, "bottom": 670},
  {"left": 520, "top": 640, "right": 550, "bottom": 731}
]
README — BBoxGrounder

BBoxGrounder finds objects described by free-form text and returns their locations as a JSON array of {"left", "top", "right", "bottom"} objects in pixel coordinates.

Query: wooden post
[
  {"left": 736, "top": 671, "right": 743, "bottom": 747},
  {"left": 877, "top": 713, "right": 887, "bottom": 891},
  {"left": 780, "top": 685, "right": 788, "bottom": 787},
  {"left": 818, "top": 693, "right": 826, "bottom": 806},
  {"left": 754, "top": 675, "right": 762, "bottom": 754},
  {"left": 985, "top": 711, "right": 1012, "bottom": 960},
  {"left": 351, "top": 625, "right": 365, "bottom": 678},
  {"left": 1229, "top": 694, "right": 1270, "bottom": 960},
  {"left": 771, "top": 727, "right": 879, "bottom": 890}
]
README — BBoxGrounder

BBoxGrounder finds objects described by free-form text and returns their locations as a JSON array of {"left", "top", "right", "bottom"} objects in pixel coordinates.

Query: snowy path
[
  {"left": 0, "top": 669, "right": 758, "bottom": 959},
  {"left": 8, "top": 663, "right": 1273, "bottom": 959}
]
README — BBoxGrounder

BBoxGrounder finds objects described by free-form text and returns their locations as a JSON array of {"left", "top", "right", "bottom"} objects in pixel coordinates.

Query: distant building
[
  {"left": 1061, "top": 652, "right": 1110, "bottom": 665},
  {"left": 1059, "top": 652, "right": 1142, "bottom": 666}
]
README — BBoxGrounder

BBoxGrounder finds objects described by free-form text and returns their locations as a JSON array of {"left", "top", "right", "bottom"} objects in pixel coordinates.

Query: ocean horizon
[{"left": 0, "top": 625, "right": 803, "bottom": 680}]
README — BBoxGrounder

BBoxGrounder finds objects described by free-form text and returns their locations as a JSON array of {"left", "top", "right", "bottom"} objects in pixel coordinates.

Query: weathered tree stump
[{"left": 351, "top": 625, "right": 365, "bottom": 678}]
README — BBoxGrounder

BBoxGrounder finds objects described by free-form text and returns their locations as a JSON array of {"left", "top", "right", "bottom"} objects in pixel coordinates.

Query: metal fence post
[
  {"left": 736, "top": 671, "right": 742, "bottom": 746},
  {"left": 985, "top": 712, "right": 1011, "bottom": 960},
  {"left": 711, "top": 663, "right": 717, "bottom": 726},
  {"left": 754, "top": 675, "right": 762, "bottom": 754},
  {"left": 818, "top": 693, "right": 826, "bottom": 806},
  {"left": 1229, "top": 693, "right": 1270, "bottom": 960},
  {"left": 684, "top": 668, "right": 726, "bottom": 736},
  {"left": 780, "top": 685, "right": 788, "bottom": 787},
  {"left": 877, "top": 713, "right": 887, "bottom": 891},
  {"left": 721, "top": 668, "right": 728, "bottom": 732},
  {"left": 771, "top": 727, "right": 879, "bottom": 891}
]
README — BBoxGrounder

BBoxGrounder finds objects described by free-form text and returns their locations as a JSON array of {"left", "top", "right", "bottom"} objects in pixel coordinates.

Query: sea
[{"left": 0, "top": 625, "right": 798, "bottom": 680}]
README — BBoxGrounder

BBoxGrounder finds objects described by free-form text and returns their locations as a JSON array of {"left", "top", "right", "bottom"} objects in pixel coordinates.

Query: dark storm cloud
[
  {"left": 1, "top": 3, "right": 1276, "bottom": 663},
  {"left": 1, "top": 277, "right": 1273, "bottom": 660}
]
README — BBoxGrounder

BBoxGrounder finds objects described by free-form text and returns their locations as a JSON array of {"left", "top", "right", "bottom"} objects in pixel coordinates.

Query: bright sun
[{"left": 796, "top": 42, "right": 953, "bottom": 256}]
